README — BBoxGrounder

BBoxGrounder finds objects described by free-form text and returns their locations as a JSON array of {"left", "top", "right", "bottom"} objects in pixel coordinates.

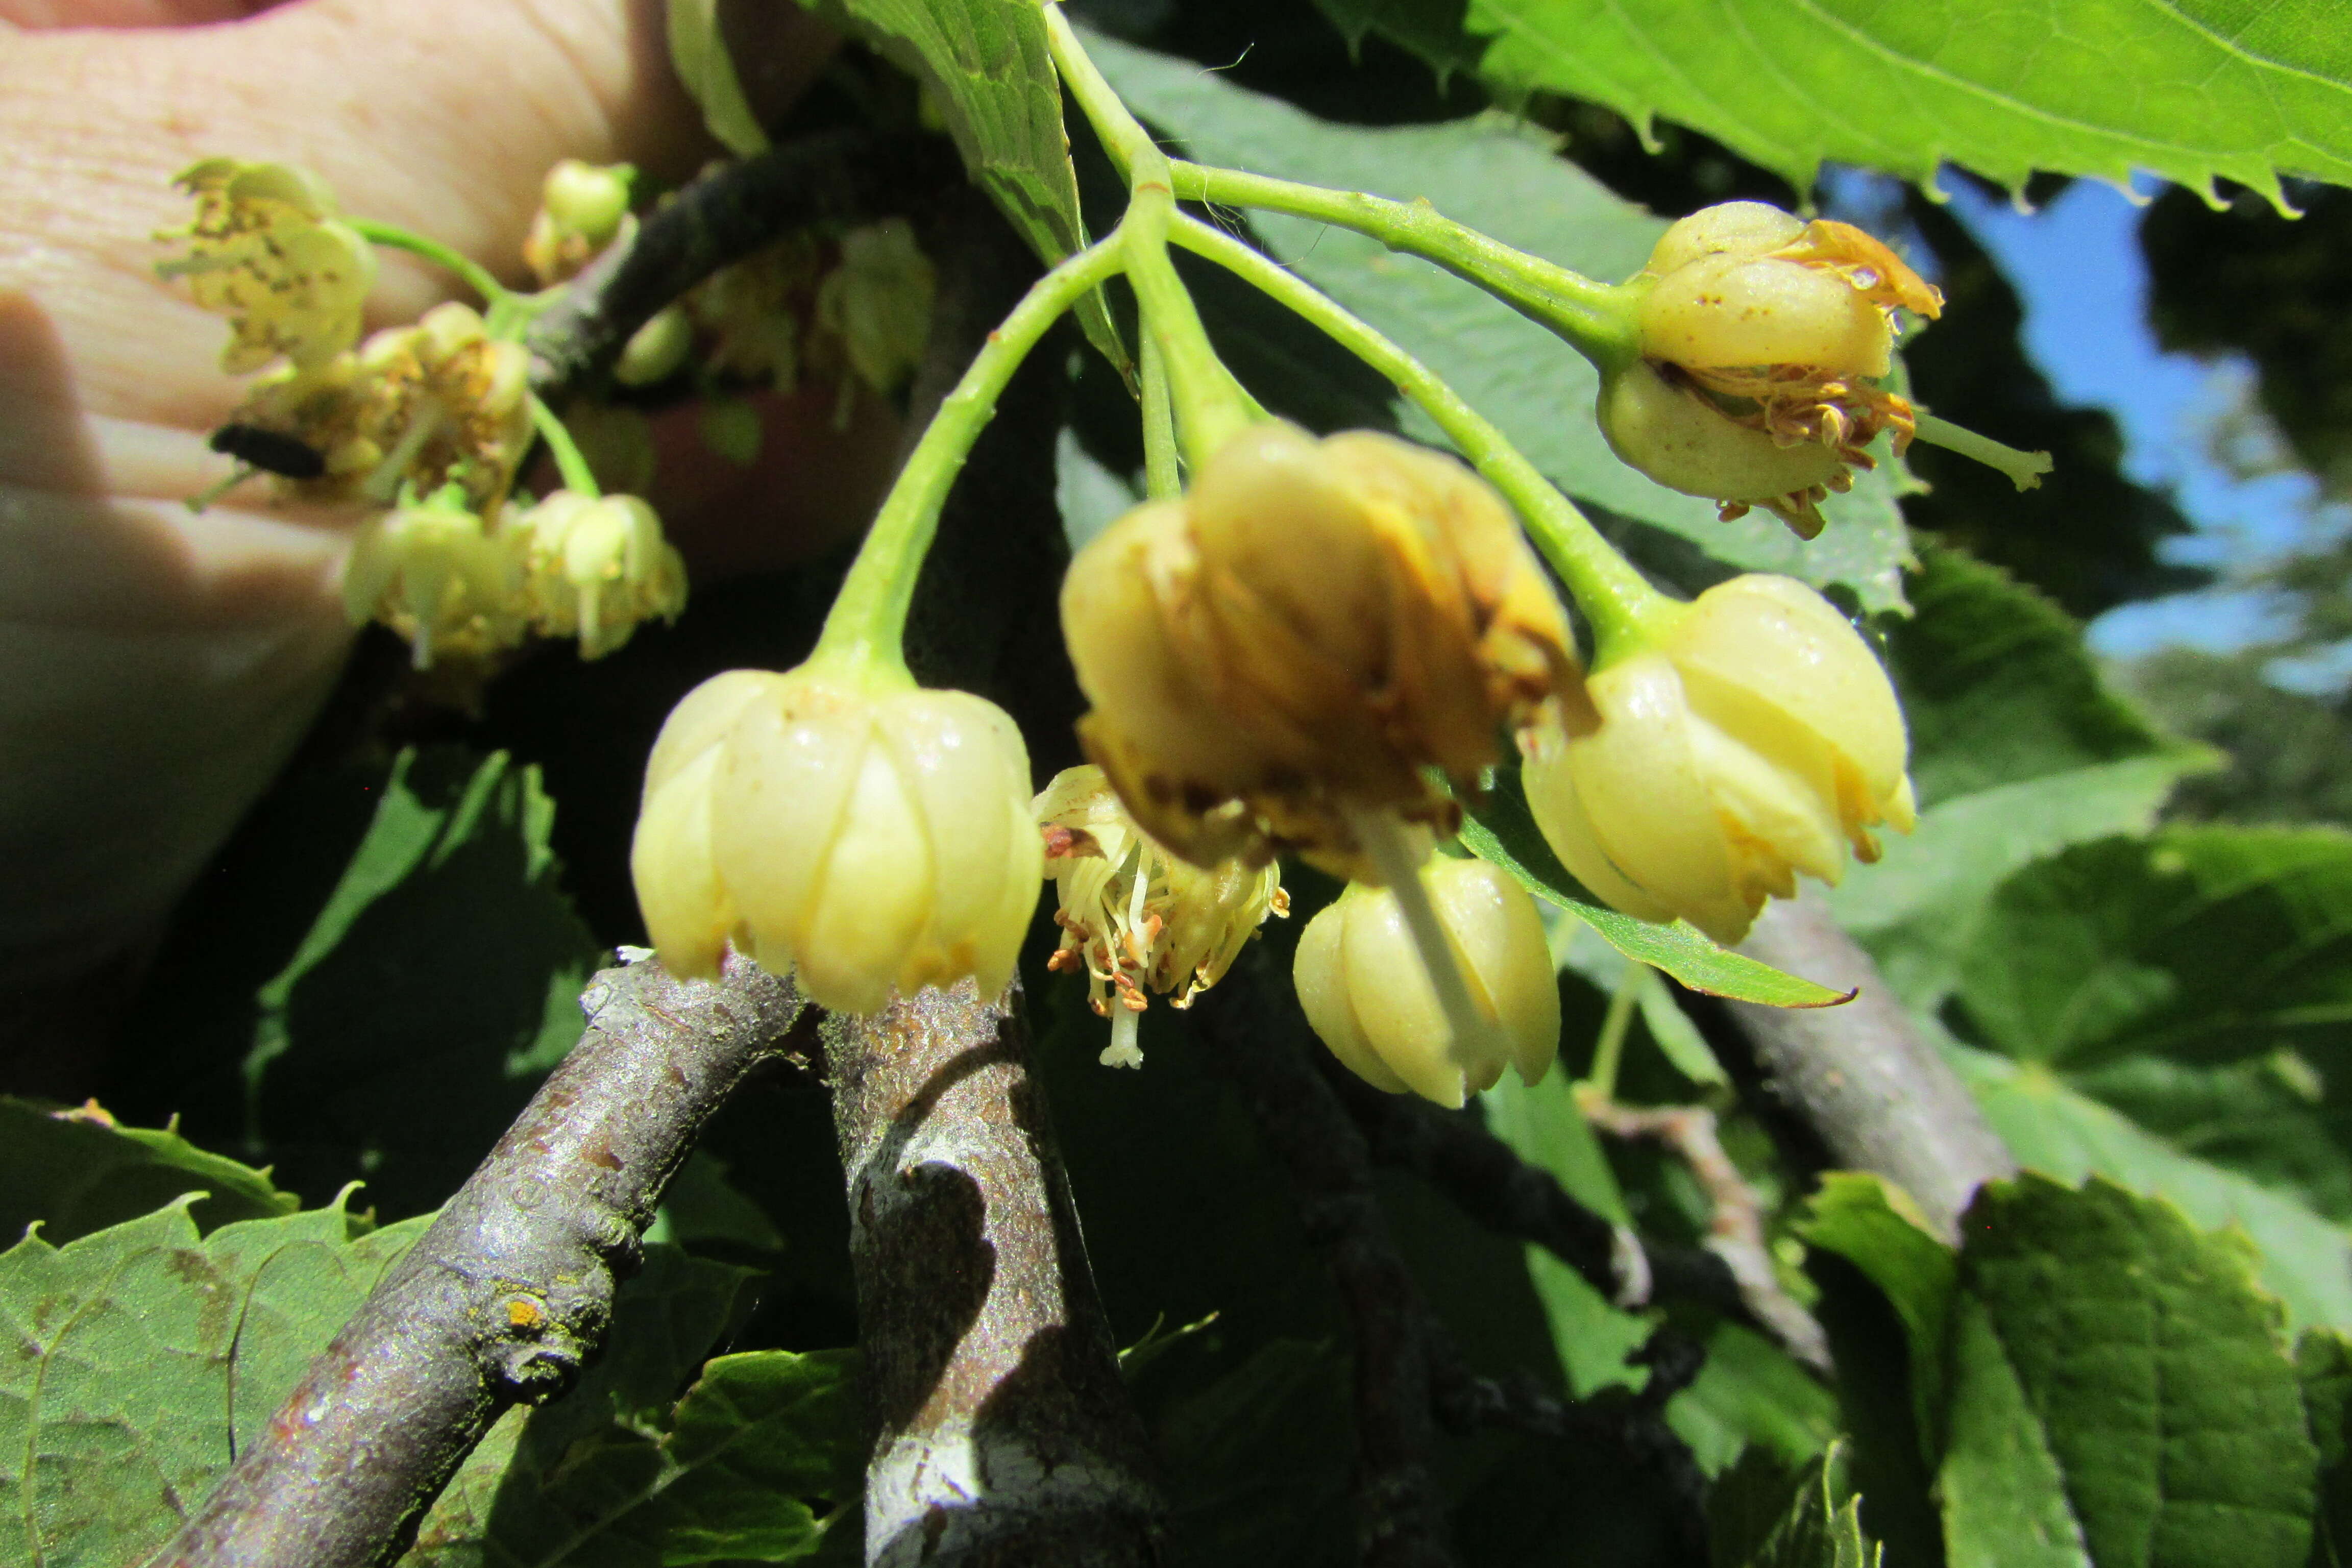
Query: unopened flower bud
[
  {"left": 514, "top": 490, "right": 687, "bottom": 658},
  {"left": 616, "top": 305, "right": 694, "bottom": 387},
  {"left": 1294, "top": 858, "right": 1558, "bottom": 1108},
  {"left": 342, "top": 489, "right": 528, "bottom": 668},
  {"left": 1036, "top": 765, "right": 1288, "bottom": 1066},
  {"left": 1061, "top": 422, "right": 1579, "bottom": 878},
  {"left": 1604, "top": 201, "right": 1944, "bottom": 539},
  {"left": 1521, "top": 574, "right": 1914, "bottom": 945},
  {"left": 523, "top": 160, "right": 634, "bottom": 286},
  {"left": 157, "top": 158, "right": 377, "bottom": 374},
  {"left": 631, "top": 665, "right": 1043, "bottom": 1014}
]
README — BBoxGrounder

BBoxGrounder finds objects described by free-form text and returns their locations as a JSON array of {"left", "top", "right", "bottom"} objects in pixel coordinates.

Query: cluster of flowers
[
  {"left": 624, "top": 200, "right": 1926, "bottom": 1108},
  {"left": 159, "top": 159, "right": 694, "bottom": 668}
]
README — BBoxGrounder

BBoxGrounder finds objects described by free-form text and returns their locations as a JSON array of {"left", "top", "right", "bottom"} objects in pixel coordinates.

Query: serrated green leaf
[
  {"left": 1672, "top": 1321, "right": 1844, "bottom": 1478},
  {"left": 1084, "top": 30, "right": 1914, "bottom": 614},
  {"left": 1458, "top": 765, "right": 1851, "bottom": 1007},
  {"left": 1939, "top": 1174, "right": 2315, "bottom": 1568},
  {"left": 1831, "top": 547, "right": 2208, "bottom": 1010},
  {"left": 1794, "top": 1172, "right": 1955, "bottom": 1452},
  {"left": 666, "top": 0, "right": 770, "bottom": 156},
  {"left": 800, "top": 0, "right": 1125, "bottom": 374},
  {"left": 235, "top": 747, "right": 602, "bottom": 1216},
  {"left": 0, "top": 1194, "right": 428, "bottom": 1568},
  {"left": 1950, "top": 1043, "right": 2352, "bottom": 1334},
  {"left": 1741, "top": 1439, "right": 1882, "bottom": 1568},
  {"left": 0, "top": 1099, "right": 297, "bottom": 1248},
  {"left": 2301, "top": 1330, "right": 2352, "bottom": 1568},
  {"left": 1346, "top": 0, "right": 2352, "bottom": 206}
]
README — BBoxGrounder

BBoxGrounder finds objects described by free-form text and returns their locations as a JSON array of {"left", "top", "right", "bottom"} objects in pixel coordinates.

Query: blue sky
[{"left": 1934, "top": 178, "right": 2346, "bottom": 671}]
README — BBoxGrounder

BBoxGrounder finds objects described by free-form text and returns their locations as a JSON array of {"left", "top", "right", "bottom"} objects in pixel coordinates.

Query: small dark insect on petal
[{"left": 209, "top": 422, "right": 327, "bottom": 480}]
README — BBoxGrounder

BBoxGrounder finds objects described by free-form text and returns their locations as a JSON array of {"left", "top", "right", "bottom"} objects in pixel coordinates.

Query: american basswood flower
[
  {"left": 1061, "top": 422, "right": 1579, "bottom": 879},
  {"left": 1294, "top": 857, "right": 1558, "bottom": 1108},
  {"left": 341, "top": 488, "right": 528, "bottom": 668},
  {"left": 1520, "top": 574, "right": 1915, "bottom": 946},
  {"left": 228, "top": 302, "right": 534, "bottom": 514},
  {"left": 513, "top": 491, "right": 687, "bottom": 659},
  {"left": 1602, "top": 201, "right": 1943, "bottom": 539},
  {"left": 522, "top": 159, "right": 633, "bottom": 286},
  {"left": 631, "top": 665, "right": 1043, "bottom": 1014},
  {"left": 816, "top": 219, "right": 935, "bottom": 397},
  {"left": 156, "top": 159, "right": 377, "bottom": 374},
  {"left": 1036, "top": 765, "right": 1288, "bottom": 1067}
]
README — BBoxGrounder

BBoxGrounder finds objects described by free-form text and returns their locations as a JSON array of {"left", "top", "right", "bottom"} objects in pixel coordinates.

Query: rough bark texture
[
  {"left": 1728, "top": 890, "right": 2017, "bottom": 1241},
  {"left": 151, "top": 950, "right": 808, "bottom": 1568},
  {"left": 823, "top": 978, "right": 1163, "bottom": 1567},
  {"left": 525, "top": 129, "right": 963, "bottom": 393},
  {"left": 1187, "top": 970, "right": 1459, "bottom": 1568}
]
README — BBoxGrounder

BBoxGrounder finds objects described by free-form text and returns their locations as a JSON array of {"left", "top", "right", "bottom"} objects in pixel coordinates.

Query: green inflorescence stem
[
  {"left": 814, "top": 233, "right": 1129, "bottom": 674},
  {"left": 528, "top": 395, "right": 601, "bottom": 500},
  {"left": 349, "top": 217, "right": 511, "bottom": 311},
  {"left": 1046, "top": 3, "right": 1253, "bottom": 468},
  {"left": 1169, "top": 214, "right": 1677, "bottom": 658},
  {"left": 1171, "top": 163, "right": 1644, "bottom": 375}
]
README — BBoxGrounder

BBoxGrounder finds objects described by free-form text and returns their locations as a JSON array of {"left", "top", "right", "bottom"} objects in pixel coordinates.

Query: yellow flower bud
[
  {"left": 342, "top": 491, "right": 529, "bottom": 668},
  {"left": 1036, "top": 765, "right": 1288, "bottom": 1066},
  {"left": 1293, "top": 859, "right": 1558, "bottom": 1108},
  {"left": 157, "top": 159, "right": 378, "bottom": 374},
  {"left": 615, "top": 305, "right": 695, "bottom": 387},
  {"left": 514, "top": 490, "right": 688, "bottom": 659},
  {"left": 522, "top": 159, "right": 633, "bottom": 286},
  {"left": 1521, "top": 574, "right": 1915, "bottom": 946},
  {"left": 1061, "top": 422, "right": 1579, "bottom": 878},
  {"left": 630, "top": 666, "right": 1044, "bottom": 1015},
  {"left": 1604, "top": 201, "right": 1944, "bottom": 539}
]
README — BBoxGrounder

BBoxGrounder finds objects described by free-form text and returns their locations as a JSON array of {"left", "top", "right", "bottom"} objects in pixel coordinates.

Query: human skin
[{"left": 0, "top": 0, "right": 872, "bottom": 1084}]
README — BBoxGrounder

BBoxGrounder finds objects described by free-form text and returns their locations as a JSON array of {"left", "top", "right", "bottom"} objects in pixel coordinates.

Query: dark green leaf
[
  {"left": 1938, "top": 1174, "right": 2315, "bottom": 1568},
  {"left": 800, "top": 0, "right": 1124, "bottom": 371},
  {"left": 1795, "top": 1172, "right": 1955, "bottom": 1451},
  {"left": 1458, "top": 766, "right": 1851, "bottom": 1007},
  {"left": 2301, "top": 1330, "right": 2352, "bottom": 1568},
  {"left": 1829, "top": 548, "right": 2209, "bottom": 1011},
  {"left": 1949, "top": 1043, "right": 2352, "bottom": 1334},
  {"left": 1084, "top": 30, "right": 1915, "bottom": 613},
  {"left": 1739, "top": 1439, "right": 1882, "bottom": 1568},
  {"left": 0, "top": 1098, "right": 297, "bottom": 1248},
  {"left": 0, "top": 1194, "right": 428, "bottom": 1568},
  {"left": 1331, "top": 0, "right": 2352, "bottom": 205}
]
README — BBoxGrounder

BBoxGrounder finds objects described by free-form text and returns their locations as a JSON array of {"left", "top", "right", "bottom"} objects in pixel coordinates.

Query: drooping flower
[
  {"left": 815, "top": 219, "right": 935, "bottom": 398},
  {"left": 1520, "top": 573, "right": 1915, "bottom": 946},
  {"left": 1060, "top": 421, "right": 1580, "bottom": 880},
  {"left": 1036, "top": 765, "right": 1288, "bottom": 1067},
  {"left": 512, "top": 490, "right": 688, "bottom": 659},
  {"left": 1602, "top": 201, "right": 1946, "bottom": 538},
  {"left": 157, "top": 158, "right": 378, "bottom": 374},
  {"left": 341, "top": 487, "right": 530, "bottom": 668},
  {"left": 1293, "top": 857, "right": 1558, "bottom": 1108},
  {"left": 631, "top": 664, "right": 1043, "bottom": 1015}
]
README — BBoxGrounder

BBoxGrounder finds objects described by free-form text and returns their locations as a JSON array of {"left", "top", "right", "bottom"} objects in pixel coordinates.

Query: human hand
[{"left": 0, "top": 0, "right": 859, "bottom": 1074}]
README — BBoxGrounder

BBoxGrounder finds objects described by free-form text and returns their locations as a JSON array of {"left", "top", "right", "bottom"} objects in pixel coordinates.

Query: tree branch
[
  {"left": 822, "top": 977, "right": 1163, "bottom": 1567},
  {"left": 1187, "top": 966, "right": 1460, "bottom": 1568},
  {"left": 1726, "top": 889, "right": 2016, "bottom": 1242},
  {"left": 524, "top": 128, "right": 964, "bottom": 393},
  {"left": 151, "top": 949, "right": 809, "bottom": 1568},
  {"left": 1314, "top": 1053, "right": 1750, "bottom": 1320}
]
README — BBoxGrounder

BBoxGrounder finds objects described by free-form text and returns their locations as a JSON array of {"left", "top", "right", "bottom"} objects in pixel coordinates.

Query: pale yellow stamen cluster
[
  {"left": 1037, "top": 766, "right": 1287, "bottom": 1065},
  {"left": 156, "top": 159, "right": 377, "bottom": 374}
]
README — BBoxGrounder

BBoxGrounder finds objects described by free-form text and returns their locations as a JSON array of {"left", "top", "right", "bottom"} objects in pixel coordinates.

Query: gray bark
[
  {"left": 1729, "top": 890, "right": 2016, "bottom": 1241},
  {"left": 823, "top": 978, "right": 1163, "bottom": 1567},
  {"left": 150, "top": 950, "right": 808, "bottom": 1568}
]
